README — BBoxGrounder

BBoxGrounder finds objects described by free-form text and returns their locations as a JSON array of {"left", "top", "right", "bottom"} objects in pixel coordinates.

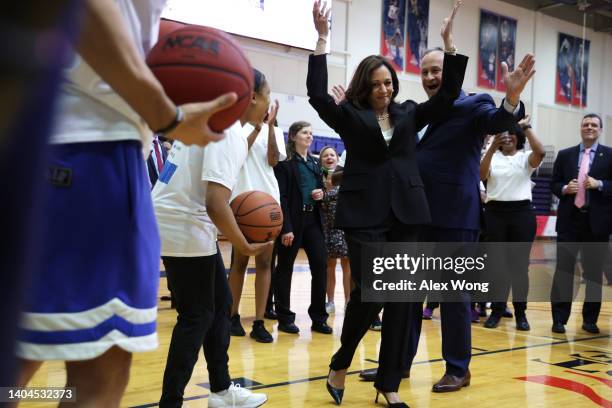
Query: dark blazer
[
  {"left": 274, "top": 156, "right": 325, "bottom": 235},
  {"left": 416, "top": 92, "right": 525, "bottom": 230},
  {"left": 552, "top": 143, "right": 612, "bottom": 236},
  {"left": 147, "top": 142, "right": 168, "bottom": 187},
  {"left": 307, "top": 53, "right": 468, "bottom": 229}
]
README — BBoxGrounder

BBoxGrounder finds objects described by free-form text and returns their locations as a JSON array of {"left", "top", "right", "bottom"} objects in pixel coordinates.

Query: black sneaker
[
  {"left": 250, "top": 320, "right": 273, "bottom": 343},
  {"left": 311, "top": 321, "right": 333, "bottom": 334},
  {"left": 278, "top": 322, "right": 300, "bottom": 334},
  {"left": 230, "top": 314, "right": 246, "bottom": 336},
  {"left": 264, "top": 309, "right": 278, "bottom": 320}
]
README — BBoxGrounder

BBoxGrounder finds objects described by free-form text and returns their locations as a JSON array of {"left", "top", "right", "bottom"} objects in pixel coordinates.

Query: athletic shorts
[{"left": 17, "top": 140, "right": 160, "bottom": 361}]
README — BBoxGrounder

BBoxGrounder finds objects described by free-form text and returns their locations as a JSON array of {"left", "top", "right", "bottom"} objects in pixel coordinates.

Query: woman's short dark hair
[
  {"left": 286, "top": 121, "right": 311, "bottom": 160},
  {"left": 344, "top": 55, "right": 399, "bottom": 109},
  {"left": 253, "top": 68, "right": 267, "bottom": 93},
  {"left": 508, "top": 124, "right": 526, "bottom": 150}
]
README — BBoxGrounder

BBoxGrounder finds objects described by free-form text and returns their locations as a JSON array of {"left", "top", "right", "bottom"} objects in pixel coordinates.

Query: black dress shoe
[
  {"left": 551, "top": 322, "right": 566, "bottom": 333},
  {"left": 484, "top": 314, "right": 501, "bottom": 329},
  {"left": 359, "top": 368, "right": 409, "bottom": 382},
  {"left": 264, "top": 309, "right": 278, "bottom": 320},
  {"left": 515, "top": 315, "right": 530, "bottom": 331},
  {"left": 312, "top": 321, "right": 333, "bottom": 334},
  {"left": 326, "top": 370, "right": 344, "bottom": 405},
  {"left": 582, "top": 322, "right": 600, "bottom": 334},
  {"left": 278, "top": 322, "right": 300, "bottom": 334},
  {"left": 432, "top": 370, "right": 470, "bottom": 393}
]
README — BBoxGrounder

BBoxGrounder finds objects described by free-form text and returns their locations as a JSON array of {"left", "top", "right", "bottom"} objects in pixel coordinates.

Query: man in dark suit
[
  {"left": 358, "top": 48, "right": 534, "bottom": 392},
  {"left": 147, "top": 135, "right": 169, "bottom": 187},
  {"left": 550, "top": 113, "right": 612, "bottom": 334},
  {"left": 412, "top": 49, "right": 533, "bottom": 393}
]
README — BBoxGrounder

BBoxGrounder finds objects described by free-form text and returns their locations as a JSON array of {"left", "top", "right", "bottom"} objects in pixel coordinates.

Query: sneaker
[
  {"left": 230, "top": 314, "right": 246, "bottom": 337},
  {"left": 422, "top": 307, "right": 433, "bottom": 320},
  {"left": 250, "top": 320, "right": 273, "bottom": 343},
  {"left": 263, "top": 309, "right": 277, "bottom": 320},
  {"left": 325, "top": 301, "right": 336, "bottom": 314},
  {"left": 209, "top": 382, "right": 267, "bottom": 408},
  {"left": 369, "top": 316, "right": 382, "bottom": 331},
  {"left": 502, "top": 308, "right": 513, "bottom": 318}
]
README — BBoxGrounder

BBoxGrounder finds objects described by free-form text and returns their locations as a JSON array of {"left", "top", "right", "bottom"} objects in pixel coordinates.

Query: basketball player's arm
[
  {"left": 266, "top": 101, "right": 281, "bottom": 167},
  {"left": 76, "top": 0, "right": 236, "bottom": 146},
  {"left": 206, "top": 183, "right": 273, "bottom": 256}
]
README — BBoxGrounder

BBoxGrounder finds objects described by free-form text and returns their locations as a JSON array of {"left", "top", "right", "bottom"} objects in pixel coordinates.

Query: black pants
[
  {"left": 159, "top": 252, "right": 232, "bottom": 408},
  {"left": 551, "top": 209, "right": 608, "bottom": 325},
  {"left": 274, "top": 210, "right": 328, "bottom": 324},
  {"left": 485, "top": 201, "right": 536, "bottom": 317},
  {"left": 329, "top": 213, "right": 419, "bottom": 392}
]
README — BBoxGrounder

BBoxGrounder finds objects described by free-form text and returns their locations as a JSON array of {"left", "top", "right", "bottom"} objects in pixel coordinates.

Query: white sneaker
[
  {"left": 208, "top": 383, "right": 267, "bottom": 408},
  {"left": 325, "top": 301, "right": 335, "bottom": 314}
]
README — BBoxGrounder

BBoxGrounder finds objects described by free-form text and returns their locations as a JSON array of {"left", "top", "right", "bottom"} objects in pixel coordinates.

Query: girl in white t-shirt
[
  {"left": 480, "top": 116, "right": 546, "bottom": 331},
  {"left": 228, "top": 98, "right": 286, "bottom": 343},
  {"left": 152, "top": 69, "right": 272, "bottom": 407}
]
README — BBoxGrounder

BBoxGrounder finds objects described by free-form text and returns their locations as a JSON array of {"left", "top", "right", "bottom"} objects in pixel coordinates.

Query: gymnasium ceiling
[{"left": 497, "top": 0, "right": 612, "bottom": 33}]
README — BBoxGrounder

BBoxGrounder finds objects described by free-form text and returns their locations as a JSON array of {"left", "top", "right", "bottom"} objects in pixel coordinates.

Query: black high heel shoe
[
  {"left": 375, "top": 390, "right": 409, "bottom": 407},
  {"left": 326, "top": 369, "right": 344, "bottom": 405}
]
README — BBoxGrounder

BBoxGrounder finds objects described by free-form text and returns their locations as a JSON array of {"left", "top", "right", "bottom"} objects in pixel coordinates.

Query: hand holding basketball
[
  {"left": 167, "top": 93, "right": 238, "bottom": 146},
  {"left": 230, "top": 191, "right": 284, "bottom": 243}
]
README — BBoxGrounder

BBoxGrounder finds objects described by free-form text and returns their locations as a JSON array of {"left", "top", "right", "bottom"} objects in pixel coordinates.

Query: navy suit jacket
[
  {"left": 552, "top": 143, "right": 612, "bottom": 236},
  {"left": 416, "top": 92, "right": 525, "bottom": 231}
]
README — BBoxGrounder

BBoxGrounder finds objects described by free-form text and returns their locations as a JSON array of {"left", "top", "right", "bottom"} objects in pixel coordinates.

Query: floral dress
[{"left": 321, "top": 185, "right": 349, "bottom": 258}]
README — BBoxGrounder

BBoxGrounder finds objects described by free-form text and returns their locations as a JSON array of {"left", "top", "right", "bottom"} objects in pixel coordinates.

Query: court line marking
[{"left": 128, "top": 334, "right": 609, "bottom": 408}]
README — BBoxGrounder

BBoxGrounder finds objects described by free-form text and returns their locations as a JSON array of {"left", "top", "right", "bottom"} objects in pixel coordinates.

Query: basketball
[
  {"left": 147, "top": 24, "right": 253, "bottom": 132},
  {"left": 230, "top": 191, "right": 283, "bottom": 243}
]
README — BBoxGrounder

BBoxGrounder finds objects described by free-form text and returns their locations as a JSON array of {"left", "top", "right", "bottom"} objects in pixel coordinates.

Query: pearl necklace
[{"left": 376, "top": 112, "right": 389, "bottom": 122}]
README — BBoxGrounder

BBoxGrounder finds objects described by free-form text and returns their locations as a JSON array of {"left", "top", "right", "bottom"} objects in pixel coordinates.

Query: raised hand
[
  {"left": 331, "top": 84, "right": 346, "bottom": 105},
  {"left": 266, "top": 99, "right": 280, "bottom": 125},
  {"left": 313, "top": 0, "right": 331, "bottom": 37},
  {"left": 168, "top": 92, "right": 237, "bottom": 146},
  {"left": 440, "top": 0, "right": 462, "bottom": 51},
  {"left": 518, "top": 114, "right": 531, "bottom": 129},
  {"left": 502, "top": 54, "right": 536, "bottom": 106}
]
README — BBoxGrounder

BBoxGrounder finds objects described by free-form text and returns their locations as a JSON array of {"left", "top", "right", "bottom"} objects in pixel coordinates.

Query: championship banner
[
  {"left": 381, "top": 0, "right": 406, "bottom": 71},
  {"left": 555, "top": 33, "right": 575, "bottom": 105},
  {"left": 478, "top": 10, "right": 499, "bottom": 89},
  {"left": 572, "top": 37, "right": 589, "bottom": 108},
  {"left": 405, "top": 0, "right": 429, "bottom": 74},
  {"left": 496, "top": 16, "right": 516, "bottom": 92}
]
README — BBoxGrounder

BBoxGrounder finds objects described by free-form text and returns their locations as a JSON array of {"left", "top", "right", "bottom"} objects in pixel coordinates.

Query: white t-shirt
[
  {"left": 152, "top": 121, "right": 248, "bottom": 256},
  {"left": 231, "top": 123, "right": 286, "bottom": 204},
  {"left": 485, "top": 150, "right": 537, "bottom": 202},
  {"left": 51, "top": 0, "right": 167, "bottom": 145}
]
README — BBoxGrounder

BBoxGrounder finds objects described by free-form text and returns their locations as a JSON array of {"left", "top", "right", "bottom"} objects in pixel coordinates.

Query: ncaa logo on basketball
[{"left": 163, "top": 35, "right": 220, "bottom": 55}]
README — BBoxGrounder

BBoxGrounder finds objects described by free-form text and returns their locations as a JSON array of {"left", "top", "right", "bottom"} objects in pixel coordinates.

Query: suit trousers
[
  {"left": 159, "top": 252, "right": 231, "bottom": 408},
  {"left": 484, "top": 202, "right": 536, "bottom": 316},
  {"left": 329, "top": 213, "right": 420, "bottom": 392},
  {"left": 274, "top": 210, "right": 328, "bottom": 325},
  {"left": 407, "top": 227, "right": 478, "bottom": 377},
  {"left": 551, "top": 208, "right": 608, "bottom": 325}
]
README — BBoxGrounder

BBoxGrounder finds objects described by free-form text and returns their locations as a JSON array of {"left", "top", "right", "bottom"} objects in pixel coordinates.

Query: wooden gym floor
[{"left": 23, "top": 241, "right": 611, "bottom": 407}]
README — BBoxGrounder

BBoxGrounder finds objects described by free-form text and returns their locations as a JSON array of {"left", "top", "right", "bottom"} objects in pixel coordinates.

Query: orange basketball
[{"left": 230, "top": 191, "right": 283, "bottom": 243}]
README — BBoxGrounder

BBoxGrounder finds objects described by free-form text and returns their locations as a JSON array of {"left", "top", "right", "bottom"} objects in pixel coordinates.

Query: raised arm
[
  {"left": 307, "top": 0, "right": 347, "bottom": 134},
  {"left": 519, "top": 115, "right": 546, "bottom": 168},
  {"left": 266, "top": 100, "right": 281, "bottom": 167},
  {"left": 414, "top": 1, "right": 467, "bottom": 130},
  {"left": 480, "top": 134, "right": 504, "bottom": 181}
]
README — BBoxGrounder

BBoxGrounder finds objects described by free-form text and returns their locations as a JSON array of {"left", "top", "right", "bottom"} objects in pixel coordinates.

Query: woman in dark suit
[
  {"left": 272, "top": 121, "right": 331, "bottom": 335},
  {"left": 310, "top": 1, "right": 467, "bottom": 406}
]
